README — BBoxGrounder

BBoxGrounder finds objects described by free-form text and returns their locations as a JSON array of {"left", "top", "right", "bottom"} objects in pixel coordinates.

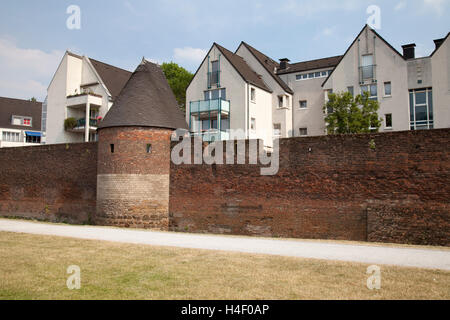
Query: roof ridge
[
  {"left": 88, "top": 57, "right": 132, "bottom": 74},
  {"left": 288, "top": 55, "right": 344, "bottom": 66},
  {"left": 0, "top": 96, "right": 42, "bottom": 104}
]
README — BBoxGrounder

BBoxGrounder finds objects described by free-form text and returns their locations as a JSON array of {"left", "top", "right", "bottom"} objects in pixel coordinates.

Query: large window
[
  {"left": 204, "top": 88, "right": 226, "bottom": 101},
  {"left": 384, "top": 82, "right": 392, "bottom": 96},
  {"left": 410, "top": 88, "right": 433, "bottom": 130},
  {"left": 208, "top": 60, "right": 220, "bottom": 87},
  {"left": 361, "top": 54, "right": 374, "bottom": 80},
  {"left": 361, "top": 84, "right": 378, "bottom": 101},
  {"left": 26, "top": 134, "right": 41, "bottom": 144},
  {"left": 296, "top": 70, "right": 332, "bottom": 81},
  {"left": 2, "top": 131, "right": 20, "bottom": 142}
]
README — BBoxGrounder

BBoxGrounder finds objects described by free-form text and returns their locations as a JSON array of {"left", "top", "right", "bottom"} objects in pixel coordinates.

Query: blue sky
[{"left": 0, "top": 0, "right": 449, "bottom": 100}]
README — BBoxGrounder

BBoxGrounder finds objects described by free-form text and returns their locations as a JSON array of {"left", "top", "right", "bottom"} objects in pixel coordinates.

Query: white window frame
[
  {"left": 273, "top": 123, "right": 281, "bottom": 137},
  {"left": 385, "top": 113, "right": 393, "bottom": 129},
  {"left": 295, "top": 70, "right": 332, "bottom": 81},
  {"left": 361, "top": 84, "right": 378, "bottom": 100},
  {"left": 250, "top": 118, "right": 256, "bottom": 131},
  {"left": 11, "top": 115, "right": 32, "bottom": 127}
]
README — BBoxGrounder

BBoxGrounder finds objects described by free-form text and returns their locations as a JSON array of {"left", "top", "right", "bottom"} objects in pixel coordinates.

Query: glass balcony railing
[
  {"left": 190, "top": 98, "right": 230, "bottom": 114},
  {"left": 192, "top": 130, "right": 230, "bottom": 142},
  {"left": 76, "top": 118, "right": 98, "bottom": 128}
]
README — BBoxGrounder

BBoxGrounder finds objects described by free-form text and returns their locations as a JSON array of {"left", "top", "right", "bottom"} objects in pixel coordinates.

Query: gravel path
[{"left": 1, "top": 218, "right": 449, "bottom": 270}]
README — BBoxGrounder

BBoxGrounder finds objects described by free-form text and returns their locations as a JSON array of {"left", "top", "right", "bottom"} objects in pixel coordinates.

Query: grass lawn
[{"left": 0, "top": 231, "right": 448, "bottom": 300}]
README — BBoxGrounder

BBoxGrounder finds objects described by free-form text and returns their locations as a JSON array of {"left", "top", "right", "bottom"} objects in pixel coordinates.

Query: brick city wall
[
  {"left": 95, "top": 127, "right": 173, "bottom": 229},
  {"left": 0, "top": 143, "right": 97, "bottom": 224},
  {"left": 169, "top": 129, "right": 450, "bottom": 246}
]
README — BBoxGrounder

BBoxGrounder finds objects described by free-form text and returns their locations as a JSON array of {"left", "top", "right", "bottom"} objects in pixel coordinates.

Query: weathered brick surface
[
  {"left": 95, "top": 127, "right": 172, "bottom": 229},
  {"left": 169, "top": 129, "right": 450, "bottom": 246},
  {"left": 0, "top": 143, "right": 97, "bottom": 224}
]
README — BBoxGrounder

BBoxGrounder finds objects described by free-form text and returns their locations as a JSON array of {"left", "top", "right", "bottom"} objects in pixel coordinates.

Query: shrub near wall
[
  {"left": 0, "top": 143, "right": 97, "bottom": 224},
  {"left": 169, "top": 129, "right": 450, "bottom": 246}
]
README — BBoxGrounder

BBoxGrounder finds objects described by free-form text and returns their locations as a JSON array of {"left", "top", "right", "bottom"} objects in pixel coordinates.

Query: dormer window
[{"left": 12, "top": 116, "right": 32, "bottom": 127}]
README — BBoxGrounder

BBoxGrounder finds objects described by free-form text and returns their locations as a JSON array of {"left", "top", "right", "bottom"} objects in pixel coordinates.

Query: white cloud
[
  {"left": 423, "top": 0, "right": 446, "bottom": 15},
  {"left": 0, "top": 37, "right": 63, "bottom": 100},
  {"left": 278, "top": 0, "right": 366, "bottom": 17},
  {"left": 173, "top": 47, "right": 207, "bottom": 64},
  {"left": 395, "top": 1, "right": 407, "bottom": 10}
]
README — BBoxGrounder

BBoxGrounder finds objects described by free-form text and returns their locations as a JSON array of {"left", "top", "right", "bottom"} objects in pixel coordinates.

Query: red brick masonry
[
  {"left": 169, "top": 129, "right": 450, "bottom": 246},
  {"left": 0, "top": 129, "right": 448, "bottom": 246},
  {"left": 0, "top": 143, "right": 97, "bottom": 224}
]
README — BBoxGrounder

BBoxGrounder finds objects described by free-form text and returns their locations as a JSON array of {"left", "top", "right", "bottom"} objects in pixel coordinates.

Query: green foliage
[
  {"left": 29, "top": 97, "right": 37, "bottom": 102},
  {"left": 323, "top": 91, "right": 382, "bottom": 135},
  {"left": 161, "top": 62, "right": 194, "bottom": 114},
  {"left": 64, "top": 117, "right": 77, "bottom": 131}
]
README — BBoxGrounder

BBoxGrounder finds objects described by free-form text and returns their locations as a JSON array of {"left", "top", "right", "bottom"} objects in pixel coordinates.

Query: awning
[{"left": 25, "top": 131, "right": 41, "bottom": 137}]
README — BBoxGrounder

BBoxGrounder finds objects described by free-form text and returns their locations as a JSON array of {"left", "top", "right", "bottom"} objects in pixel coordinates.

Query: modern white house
[
  {"left": 0, "top": 96, "right": 42, "bottom": 148},
  {"left": 45, "top": 51, "right": 132, "bottom": 144},
  {"left": 186, "top": 25, "right": 450, "bottom": 146}
]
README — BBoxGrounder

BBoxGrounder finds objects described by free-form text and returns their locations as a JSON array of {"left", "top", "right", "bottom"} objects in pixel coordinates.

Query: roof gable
[
  {"left": 322, "top": 25, "right": 405, "bottom": 87},
  {"left": 430, "top": 32, "right": 450, "bottom": 57},
  {"left": 99, "top": 60, "right": 188, "bottom": 130},
  {"left": 88, "top": 58, "right": 132, "bottom": 100},
  {"left": 214, "top": 43, "right": 272, "bottom": 93},
  {"left": 238, "top": 42, "right": 293, "bottom": 94}
]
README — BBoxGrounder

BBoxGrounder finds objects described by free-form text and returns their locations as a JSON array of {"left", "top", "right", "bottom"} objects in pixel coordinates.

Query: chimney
[
  {"left": 279, "top": 58, "right": 290, "bottom": 70},
  {"left": 434, "top": 38, "right": 445, "bottom": 51},
  {"left": 402, "top": 43, "right": 416, "bottom": 60}
]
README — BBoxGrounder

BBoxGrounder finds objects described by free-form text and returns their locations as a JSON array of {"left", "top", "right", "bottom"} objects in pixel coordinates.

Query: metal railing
[
  {"left": 359, "top": 65, "right": 376, "bottom": 82},
  {"left": 189, "top": 98, "right": 230, "bottom": 114},
  {"left": 76, "top": 118, "right": 98, "bottom": 128}
]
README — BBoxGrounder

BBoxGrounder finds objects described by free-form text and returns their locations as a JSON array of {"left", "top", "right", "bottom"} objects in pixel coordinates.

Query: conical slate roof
[{"left": 98, "top": 60, "right": 188, "bottom": 130}]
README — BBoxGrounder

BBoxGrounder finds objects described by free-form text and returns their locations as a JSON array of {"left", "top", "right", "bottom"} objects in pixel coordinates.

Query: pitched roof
[
  {"left": 0, "top": 97, "right": 42, "bottom": 131},
  {"left": 430, "top": 32, "right": 450, "bottom": 57},
  {"left": 214, "top": 43, "right": 272, "bottom": 93},
  {"left": 240, "top": 42, "right": 293, "bottom": 94},
  {"left": 276, "top": 55, "right": 343, "bottom": 75},
  {"left": 88, "top": 58, "right": 132, "bottom": 100},
  {"left": 98, "top": 60, "right": 188, "bottom": 130}
]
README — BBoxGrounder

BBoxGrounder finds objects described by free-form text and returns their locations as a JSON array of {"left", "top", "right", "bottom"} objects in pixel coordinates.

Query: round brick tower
[{"left": 95, "top": 60, "right": 188, "bottom": 230}]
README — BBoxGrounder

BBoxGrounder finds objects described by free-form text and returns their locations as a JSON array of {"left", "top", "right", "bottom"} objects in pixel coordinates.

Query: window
[
  {"left": 299, "top": 128, "right": 308, "bottom": 136},
  {"left": 11, "top": 116, "right": 32, "bottom": 127},
  {"left": 361, "top": 54, "right": 374, "bottom": 80},
  {"left": 410, "top": 88, "right": 433, "bottom": 130},
  {"left": 273, "top": 123, "right": 281, "bottom": 137},
  {"left": 278, "top": 96, "right": 284, "bottom": 108},
  {"left": 385, "top": 114, "right": 393, "bottom": 129},
  {"left": 2, "top": 131, "right": 20, "bottom": 142},
  {"left": 26, "top": 134, "right": 41, "bottom": 144},
  {"left": 299, "top": 100, "right": 307, "bottom": 109},
  {"left": 202, "top": 119, "right": 210, "bottom": 131},
  {"left": 250, "top": 88, "right": 256, "bottom": 102},
  {"left": 296, "top": 70, "right": 332, "bottom": 81},
  {"left": 361, "top": 84, "right": 377, "bottom": 100},
  {"left": 208, "top": 60, "right": 220, "bottom": 87},
  {"left": 251, "top": 118, "right": 256, "bottom": 131},
  {"left": 347, "top": 86, "right": 354, "bottom": 97},
  {"left": 221, "top": 118, "right": 230, "bottom": 131},
  {"left": 110, "top": 144, "right": 115, "bottom": 153},
  {"left": 384, "top": 82, "right": 392, "bottom": 96},
  {"left": 146, "top": 144, "right": 152, "bottom": 154},
  {"left": 204, "top": 88, "right": 226, "bottom": 101}
]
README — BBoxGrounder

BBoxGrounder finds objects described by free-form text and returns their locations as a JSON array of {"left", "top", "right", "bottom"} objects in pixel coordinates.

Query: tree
[
  {"left": 161, "top": 62, "right": 194, "bottom": 114},
  {"left": 29, "top": 97, "right": 37, "bottom": 102},
  {"left": 323, "top": 91, "right": 382, "bottom": 135}
]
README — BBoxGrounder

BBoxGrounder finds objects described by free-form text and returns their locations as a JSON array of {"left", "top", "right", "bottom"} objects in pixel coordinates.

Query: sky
[{"left": 0, "top": 0, "right": 449, "bottom": 101}]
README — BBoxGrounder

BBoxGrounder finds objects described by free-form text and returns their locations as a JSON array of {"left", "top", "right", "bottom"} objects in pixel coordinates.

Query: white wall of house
[
  {"left": 432, "top": 36, "right": 450, "bottom": 129},
  {"left": 324, "top": 26, "right": 410, "bottom": 132},
  {"left": 186, "top": 44, "right": 273, "bottom": 146},
  {"left": 46, "top": 52, "right": 111, "bottom": 145},
  {"left": 236, "top": 45, "right": 293, "bottom": 139}
]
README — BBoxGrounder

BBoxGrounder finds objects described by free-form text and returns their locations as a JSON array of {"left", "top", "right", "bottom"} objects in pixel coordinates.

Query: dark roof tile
[
  {"left": 99, "top": 60, "right": 188, "bottom": 130},
  {"left": 89, "top": 58, "right": 132, "bottom": 100},
  {"left": 276, "top": 55, "right": 343, "bottom": 75},
  {"left": 0, "top": 97, "right": 42, "bottom": 131}
]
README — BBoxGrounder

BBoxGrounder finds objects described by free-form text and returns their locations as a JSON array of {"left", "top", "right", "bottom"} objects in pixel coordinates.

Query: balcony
[
  {"left": 66, "top": 93, "right": 103, "bottom": 109},
  {"left": 66, "top": 118, "right": 98, "bottom": 133},
  {"left": 193, "top": 129, "right": 230, "bottom": 142},
  {"left": 190, "top": 98, "right": 230, "bottom": 114},
  {"left": 359, "top": 65, "right": 376, "bottom": 83}
]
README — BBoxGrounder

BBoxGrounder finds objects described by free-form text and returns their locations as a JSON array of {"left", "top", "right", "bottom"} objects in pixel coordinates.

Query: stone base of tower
[{"left": 95, "top": 174, "right": 170, "bottom": 230}]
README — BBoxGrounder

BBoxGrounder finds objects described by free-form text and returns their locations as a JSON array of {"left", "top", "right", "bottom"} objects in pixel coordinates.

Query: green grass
[{"left": 0, "top": 231, "right": 449, "bottom": 300}]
